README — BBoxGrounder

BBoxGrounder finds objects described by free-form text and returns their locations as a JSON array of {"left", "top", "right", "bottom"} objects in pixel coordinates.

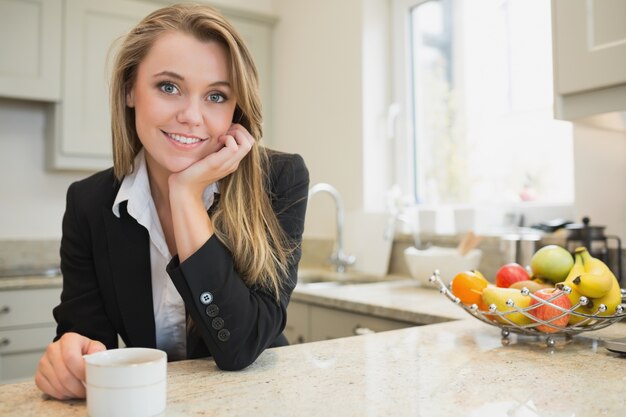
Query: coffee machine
[{"left": 565, "top": 217, "right": 623, "bottom": 286}]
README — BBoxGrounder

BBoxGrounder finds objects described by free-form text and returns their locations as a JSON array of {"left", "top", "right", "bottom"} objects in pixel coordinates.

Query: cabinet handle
[
  {"left": 0, "top": 338, "right": 9, "bottom": 347},
  {"left": 353, "top": 325, "right": 375, "bottom": 336},
  {"left": 0, "top": 306, "right": 10, "bottom": 315}
]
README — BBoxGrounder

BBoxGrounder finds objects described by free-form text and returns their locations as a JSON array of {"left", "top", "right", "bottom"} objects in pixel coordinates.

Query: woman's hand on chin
[
  {"left": 168, "top": 123, "right": 255, "bottom": 195},
  {"left": 167, "top": 123, "right": 255, "bottom": 261}
]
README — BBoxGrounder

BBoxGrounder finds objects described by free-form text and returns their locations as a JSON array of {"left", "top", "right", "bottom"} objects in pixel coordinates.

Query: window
[{"left": 391, "top": 0, "right": 574, "bottom": 228}]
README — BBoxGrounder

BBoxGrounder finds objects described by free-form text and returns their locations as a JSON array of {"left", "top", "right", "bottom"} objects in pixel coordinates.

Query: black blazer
[{"left": 53, "top": 150, "right": 309, "bottom": 371}]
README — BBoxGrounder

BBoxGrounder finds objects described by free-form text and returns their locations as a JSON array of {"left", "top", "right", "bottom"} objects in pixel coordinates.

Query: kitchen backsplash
[
  {"left": 302, "top": 234, "right": 626, "bottom": 285},
  {"left": 2, "top": 237, "right": 624, "bottom": 286},
  {"left": 0, "top": 240, "right": 61, "bottom": 271}
]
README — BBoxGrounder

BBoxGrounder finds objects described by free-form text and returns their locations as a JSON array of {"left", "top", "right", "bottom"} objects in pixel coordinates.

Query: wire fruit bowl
[{"left": 429, "top": 270, "right": 626, "bottom": 347}]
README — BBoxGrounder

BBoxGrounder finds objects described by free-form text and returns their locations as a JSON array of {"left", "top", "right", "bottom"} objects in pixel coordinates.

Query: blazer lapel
[{"left": 102, "top": 204, "right": 156, "bottom": 348}]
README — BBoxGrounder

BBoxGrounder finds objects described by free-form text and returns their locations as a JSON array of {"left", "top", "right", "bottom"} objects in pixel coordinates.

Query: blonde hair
[{"left": 110, "top": 3, "right": 289, "bottom": 300}]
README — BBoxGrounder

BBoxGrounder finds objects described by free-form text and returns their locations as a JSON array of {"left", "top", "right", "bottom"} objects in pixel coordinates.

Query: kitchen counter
[
  {"left": 3, "top": 268, "right": 625, "bottom": 416},
  {"left": 0, "top": 275, "right": 62, "bottom": 291},
  {"left": 293, "top": 277, "right": 468, "bottom": 325},
  {"left": 1, "top": 319, "right": 625, "bottom": 416}
]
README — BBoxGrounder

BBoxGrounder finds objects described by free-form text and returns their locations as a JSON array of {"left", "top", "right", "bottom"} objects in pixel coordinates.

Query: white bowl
[{"left": 404, "top": 246, "right": 482, "bottom": 287}]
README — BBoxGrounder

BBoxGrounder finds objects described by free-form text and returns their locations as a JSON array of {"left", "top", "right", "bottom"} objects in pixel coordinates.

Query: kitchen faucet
[
  {"left": 308, "top": 183, "right": 356, "bottom": 273},
  {"left": 384, "top": 214, "right": 430, "bottom": 250}
]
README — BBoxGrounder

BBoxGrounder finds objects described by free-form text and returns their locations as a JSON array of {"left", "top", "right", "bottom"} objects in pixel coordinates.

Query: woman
[{"left": 35, "top": 3, "right": 309, "bottom": 400}]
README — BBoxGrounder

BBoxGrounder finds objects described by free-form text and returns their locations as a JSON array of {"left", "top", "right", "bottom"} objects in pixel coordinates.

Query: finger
[
  {"left": 223, "top": 135, "right": 238, "bottom": 150},
  {"left": 217, "top": 134, "right": 237, "bottom": 150},
  {"left": 35, "top": 355, "right": 69, "bottom": 400},
  {"left": 61, "top": 334, "right": 91, "bottom": 383},
  {"left": 43, "top": 342, "right": 84, "bottom": 399},
  {"left": 85, "top": 339, "right": 107, "bottom": 355},
  {"left": 228, "top": 125, "right": 255, "bottom": 148},
  {"left": 52, "top": 339, "right": 86, "bottom": 398}
]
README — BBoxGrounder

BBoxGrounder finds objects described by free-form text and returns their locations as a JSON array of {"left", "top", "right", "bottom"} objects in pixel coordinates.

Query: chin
[{"left": 163, "top": 156, "right": 201, "bottom": 174}]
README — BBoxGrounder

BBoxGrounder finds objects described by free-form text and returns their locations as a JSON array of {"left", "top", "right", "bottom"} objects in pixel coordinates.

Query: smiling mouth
[{"left": 163, "top": 131, "right": 208, "bottom": 145}]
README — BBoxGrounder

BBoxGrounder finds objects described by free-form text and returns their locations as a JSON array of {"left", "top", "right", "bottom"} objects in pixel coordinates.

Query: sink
[{"left": 297, "top": 268, "right": 384, "bottom": 287}]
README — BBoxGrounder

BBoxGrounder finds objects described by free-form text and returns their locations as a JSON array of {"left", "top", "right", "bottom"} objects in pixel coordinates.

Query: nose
[{"left": 177, "top": 97, "right": 203, "bottom": 126}]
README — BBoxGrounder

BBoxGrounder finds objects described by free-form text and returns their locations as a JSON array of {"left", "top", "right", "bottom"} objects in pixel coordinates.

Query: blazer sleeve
[
  {"left": 166, "top": 152, "right": 309, "bottom": 370},
  {"left": 52, "top": 182, "right": 119, "bottom": 348}
]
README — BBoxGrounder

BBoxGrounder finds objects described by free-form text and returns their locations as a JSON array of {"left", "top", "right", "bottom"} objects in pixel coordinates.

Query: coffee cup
[{"left": 83, "top": 348, "right": 167, "bottom": 417}]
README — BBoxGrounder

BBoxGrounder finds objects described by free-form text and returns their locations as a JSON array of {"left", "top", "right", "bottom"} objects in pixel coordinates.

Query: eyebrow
[{"left": 153, "top": 71, "right": 231, "bottom": 88}]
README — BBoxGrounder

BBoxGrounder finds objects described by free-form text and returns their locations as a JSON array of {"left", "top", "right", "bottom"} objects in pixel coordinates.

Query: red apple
[
  {"left": 495, "top": 263, "right": 530, "bottom": 288},
  {"left": 529, "top": 288, "right": 572, "bottom": 333}
]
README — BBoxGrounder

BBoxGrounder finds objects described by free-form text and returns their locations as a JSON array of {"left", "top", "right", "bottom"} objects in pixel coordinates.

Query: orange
[{"left": 450, "top": 270, "right": 489, "bottom": 307}]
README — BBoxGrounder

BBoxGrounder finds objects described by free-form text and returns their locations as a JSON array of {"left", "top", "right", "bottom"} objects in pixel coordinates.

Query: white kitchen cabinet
[
  {"left": 0, "top": 287, "right": 61, "bottom": 383},
  {"left": 0, "top": 0, "right": 62, "bottom": 101},
  {"left": 310, "top": 305, "right": 415, "bottom": 341},
  {"left": 48, "top": 0, "right": 277, "bottom": 170},
  {"left": 284, "top": 300, "right": 311, "bottom": 344},
  {"left": 285, "top": 300, "right": 416, "bottom": 344},
  {"left": 48, "top": 0, "right": 160, "bottom": 170},
  {"left": 552, "top": 0, "right": 626, "bottom": 124}
]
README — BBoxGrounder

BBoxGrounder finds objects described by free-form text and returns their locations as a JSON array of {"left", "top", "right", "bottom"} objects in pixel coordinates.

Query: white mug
[{"left": 83, "top": 348, "right": 167, "bottom": 417}]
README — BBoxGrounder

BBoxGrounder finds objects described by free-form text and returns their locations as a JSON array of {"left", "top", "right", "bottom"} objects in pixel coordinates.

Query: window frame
[
  {"left": 391, "top": 0, "right": 432, "bottom": 204},
  {"left": 390, "top": 0, "right": 574, "bottom": 233}
]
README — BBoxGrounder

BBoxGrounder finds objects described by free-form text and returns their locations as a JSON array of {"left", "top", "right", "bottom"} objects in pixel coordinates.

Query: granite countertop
[
  {"left": 0, "top": 275, "right": 62, "bottom": 291},
  {"left": 1, "top": 319, "right": 625, "bottom": 417},
  {"left": 1, "top": 268, "right": 626, "bottom": 416},
  {"left": 293, "top": 275, "right": 467, "bottom": 325}
]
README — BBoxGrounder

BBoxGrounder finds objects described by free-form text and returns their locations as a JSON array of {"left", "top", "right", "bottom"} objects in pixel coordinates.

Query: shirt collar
[{"left": 112, "top": 149, "right": 219, "bottom": 218}]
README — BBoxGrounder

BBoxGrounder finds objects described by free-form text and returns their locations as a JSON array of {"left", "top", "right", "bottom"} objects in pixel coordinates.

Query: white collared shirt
[{"left": 112, "top": 149, "right": 218, "bottom": 360}]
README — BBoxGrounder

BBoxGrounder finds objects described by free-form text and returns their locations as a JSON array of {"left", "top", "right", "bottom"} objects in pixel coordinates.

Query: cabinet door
[
  {"left": 0, "top": 288, "right": 60, "bottom": 328},
  {"left": 48, "top": 0, "right": 159, "bottom": 170},
  {"left": 0, "top": 287, "right": 60, "bottom": 383},
  {"left": 310, "top": 305, "right": 414, "bottom": 342},
  {"left": 553, "top": 0, "right": 626, "bottom": 95},
  {"left": 0, "top": 324, "right": 57, "bottom": 383},
  {"left": 0, "top": 0, "right": 61, "bottom": 101},
  {"left": 284, "top": 300, "right": 311, "bottom": 344}
]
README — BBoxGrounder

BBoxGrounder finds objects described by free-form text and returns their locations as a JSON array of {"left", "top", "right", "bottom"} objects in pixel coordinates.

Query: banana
[
  {"left": 586, "top": 277, "right": 622, "bottom": 316},
  {"left": 562, "top": 248, "right": 589, "bottom": 325},
  {"left": 563, "top": 248, "right": 585, "bottom": 303},
  {"left": 481, "top": 286, "right": 533, "bottom": 326},
  {"left": 571, "top": 272, "right": 613, "bottom": 298},
  {"left": 576, "top": 247, "right": 622, "bottom": 317},
  {"left": 579, "top": 247, "right": 615, "bottom": 277}
]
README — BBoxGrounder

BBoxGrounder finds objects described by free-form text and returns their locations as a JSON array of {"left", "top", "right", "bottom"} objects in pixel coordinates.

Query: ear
[{"left": 126, "top": 89, "right": 135, "bottom": 108}]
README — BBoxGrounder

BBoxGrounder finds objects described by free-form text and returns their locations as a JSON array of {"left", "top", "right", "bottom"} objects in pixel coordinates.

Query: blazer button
[
  {"left": 205, "top": 304, "right": 219, "bottom": 317},
  {"left": 212, "top": 317, "right": 224, "bottom": 330},
  {"left": 199, "top": 291, "right": 213, "bottom": 305},
  {"left": 217, "top": 329, "right": 230, "bottom": 342}
]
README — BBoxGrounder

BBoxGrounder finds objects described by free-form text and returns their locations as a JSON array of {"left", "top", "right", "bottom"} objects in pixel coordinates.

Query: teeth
[{"left": 167, "top": 132, "right": 203, "bottom": 144}]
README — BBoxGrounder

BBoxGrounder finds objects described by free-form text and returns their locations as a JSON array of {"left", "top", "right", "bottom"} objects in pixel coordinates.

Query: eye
[
  {"left": 207, "top": 92, "right": 226, "bottom": 103},
  {"left": 158, "top": 82, "right": 179, "bottom": 95}
]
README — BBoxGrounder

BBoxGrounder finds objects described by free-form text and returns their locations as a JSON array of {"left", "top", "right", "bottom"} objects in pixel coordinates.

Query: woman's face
[{"left": 127, "top": 30, "right": 237, "bottom": 178}]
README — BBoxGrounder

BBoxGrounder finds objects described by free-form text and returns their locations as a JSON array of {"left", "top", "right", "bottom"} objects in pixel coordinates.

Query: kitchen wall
[
  {"left": 0, "top": 98, "right": 89, "bottom": 239},
  {"left": 271, "top": 0, "right": 368, "bottom": 239},
  {"left": 207, "top": 0, "right": 274, "bottom": 14},
  {"left": 572, "top": 124, "right": 626, "bottom": 242}
]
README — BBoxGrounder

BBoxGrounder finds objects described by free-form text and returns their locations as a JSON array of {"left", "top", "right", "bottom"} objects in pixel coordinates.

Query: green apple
[{"left": 530, "top": 245, "right": 574, "bottom": 284}]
